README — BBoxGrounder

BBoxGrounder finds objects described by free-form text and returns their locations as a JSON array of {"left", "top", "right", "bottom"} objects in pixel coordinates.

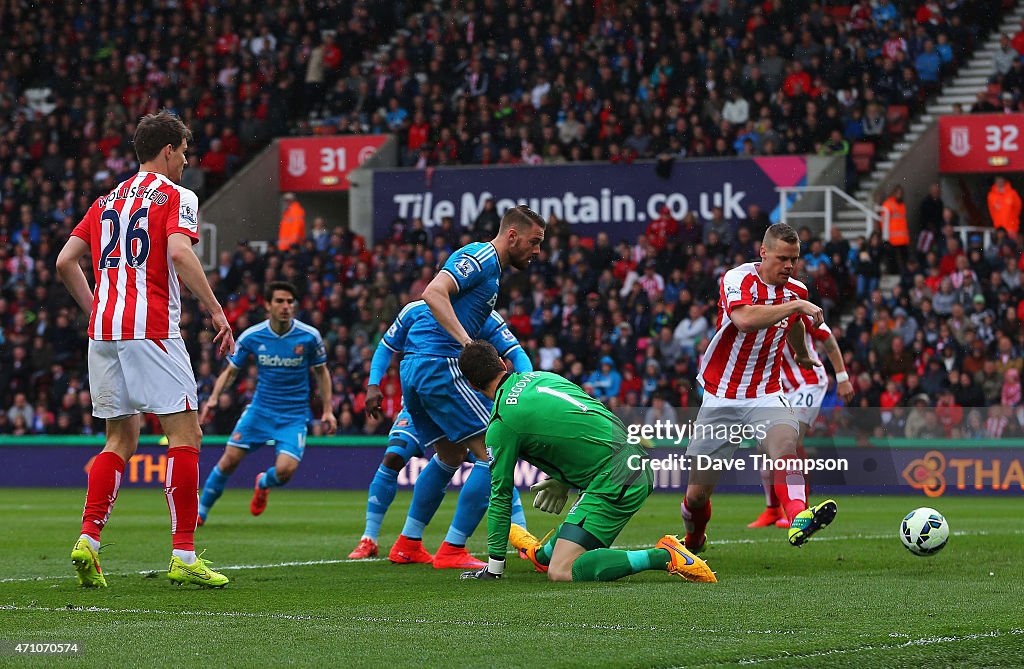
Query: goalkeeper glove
[
  {"left": 531, "top": 478, "right": 571, "bottom": 515},
  {"left": 461, "top": 557, "right": 504, "bottom": 580}
]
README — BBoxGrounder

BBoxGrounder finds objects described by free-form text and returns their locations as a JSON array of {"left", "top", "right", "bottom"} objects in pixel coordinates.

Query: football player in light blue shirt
[
  {"left": 391, "top": 205, "right": 545, "bottom": 568},
  {"left": 348, "top": 302, "right": 532, "bottom": 559},
  {"left": 197, "top": 282, "right": 336, "bottom": 524}
]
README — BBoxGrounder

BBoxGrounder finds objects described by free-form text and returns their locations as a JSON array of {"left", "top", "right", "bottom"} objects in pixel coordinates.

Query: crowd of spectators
[{"left": 0, "top": 0, "right": 1022, "bottom": 440}]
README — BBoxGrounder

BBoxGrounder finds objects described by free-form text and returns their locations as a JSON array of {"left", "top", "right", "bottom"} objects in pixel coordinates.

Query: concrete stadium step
[
  {"left": 943, "top": 86, "right": 987, "bottom": 96},
  {"left": 937, "top": 95, "right": 984, "bottom": 105}
]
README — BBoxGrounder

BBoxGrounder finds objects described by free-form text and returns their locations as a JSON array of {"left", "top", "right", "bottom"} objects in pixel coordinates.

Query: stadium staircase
[{"left": 834, "top": 1, "right": 1024, "bottom": 238}]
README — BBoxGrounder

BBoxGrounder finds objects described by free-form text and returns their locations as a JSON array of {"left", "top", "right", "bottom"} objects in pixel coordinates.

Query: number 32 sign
[
  {"left": 939, "top": 114, "right": 1024, "bottom": 173},
  {"left": 278, "top": 136, "right": 389, "bottom": 191}
]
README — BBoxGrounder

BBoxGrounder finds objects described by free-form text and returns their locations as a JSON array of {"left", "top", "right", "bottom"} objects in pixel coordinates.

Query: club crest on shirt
[
  {"left": 293, "top": 344, "right": 305, "bottom": 355},
  {"left": 396, "top": 417, "right": 409, "bottom": 427},
  {"left": 454, "top": 258, "right": 474, "bottom": 278}
]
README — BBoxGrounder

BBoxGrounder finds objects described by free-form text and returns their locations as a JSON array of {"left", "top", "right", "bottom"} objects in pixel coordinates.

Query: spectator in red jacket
[{"left": 645, "top": 206, "right": 678, "bottom": 253}]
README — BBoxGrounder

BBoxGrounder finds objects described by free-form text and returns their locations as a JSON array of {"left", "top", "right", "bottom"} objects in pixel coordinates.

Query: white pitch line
[
  {"left": 732, "top": 629, "right": 1024, "bottom": 666},
  {"left": 0, "top": 604, "right": 799, "bottom": 636},
  {"left": 0, "top": 604, "right": 313, "bottom": 621},
  {"left": 0, "top": 528, "right": 1014, "bottom": 586}
]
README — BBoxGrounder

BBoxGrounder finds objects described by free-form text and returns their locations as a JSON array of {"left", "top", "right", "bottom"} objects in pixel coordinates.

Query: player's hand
[
  {"left": 365, "top": 385, "right": 383, "bottom": 419},
  {"left": 837, "top": 380, "right": 855, "bottom": 403},
  {"left": 321, "top": 411, "right": 338, "bottom": 435},
  {"left": 211, "top": 310, "right": 235, "bottom": 357},
  {"left": 792, "top": 300, "right": 825, "bottom": 328},
  {"left": 531, "top": 478, "right": 571, "bottom": 515},
  {"left": 198, "top": 399, "right": 215, "bottom": 424},
  {"left": 460, "top": 558, "right": 504, "bottom": 580},
  {"left": 795, "top": 354, "right": 823, "bottom": 370}
]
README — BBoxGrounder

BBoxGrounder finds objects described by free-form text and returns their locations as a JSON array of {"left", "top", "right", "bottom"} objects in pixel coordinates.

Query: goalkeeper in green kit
[{"left": 457, "top": 341, "right": 716, "bottom": 583}]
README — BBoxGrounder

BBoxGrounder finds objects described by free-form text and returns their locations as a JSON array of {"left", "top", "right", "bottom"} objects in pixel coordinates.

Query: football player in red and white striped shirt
[
  {"left": 683, "top": 224, "right": 838, "bottom": 550},
  {"left": 748, "top": 320, "right": 855, "bottom": 528},
  {"left": 56, "top": 111, "right": 235, "bottom": 589}
]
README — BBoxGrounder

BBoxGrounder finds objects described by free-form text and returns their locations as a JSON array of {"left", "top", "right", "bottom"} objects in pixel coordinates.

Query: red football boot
[
  {"left": 432, "top": 541, "right": 486, "bottom": 569},
  {"left": 747, "top": 506, "right": 783, "bottom": 528},
  {"left": 388, "top": 535, "right": 434, "bottom": 564},
  {"left": 348, "top": 537, "right": 379, "bottom": 559},
  {"left": 250, "top": 472, "right": 269, "bottom": 516}
]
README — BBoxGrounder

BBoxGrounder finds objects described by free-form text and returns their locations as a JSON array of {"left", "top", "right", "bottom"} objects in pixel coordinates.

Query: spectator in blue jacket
[{"left": 586, "top": 356, "right": 622, "bottom": 403}]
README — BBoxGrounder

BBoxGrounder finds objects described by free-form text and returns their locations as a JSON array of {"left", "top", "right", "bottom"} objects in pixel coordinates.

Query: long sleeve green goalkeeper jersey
[{"left": 485, "top": 371, "right": 646, "bottom": 559}]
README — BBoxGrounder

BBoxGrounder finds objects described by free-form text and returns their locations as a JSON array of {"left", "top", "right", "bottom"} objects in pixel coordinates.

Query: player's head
[
  {"left": 496, "top": 205, "right": 545, "bottom": 270},
  {"left": 134, "top": 111, "right": 192, "bottom": 183},
  {"left": 759, "top": 223, "right": 800, "bottom": 285},
  {"left": 459, "top": 339, "right": 507, "bottom": 398},
  {"left": 265, "top": 281, "right": 298, "bottom": 325}
]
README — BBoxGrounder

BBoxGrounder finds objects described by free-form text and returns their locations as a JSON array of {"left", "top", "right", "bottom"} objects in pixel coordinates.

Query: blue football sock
[
  {"left": 511, "top": 487, "right": 527, "bottom": 529},
  {"left": 259, "top": 467, "right": 283, "bottom": 489},
  {"left": 401, "top": 455, "right": 457, "bottom": 539},
  {"left": 198, "top": 465, "right": 229, "bottom": 519},
  {"left": 445, "top": 460, "right": 490, "bottom": 546},
  {"left": 364, "top": 465, "right": 400, "bottom": 541}
]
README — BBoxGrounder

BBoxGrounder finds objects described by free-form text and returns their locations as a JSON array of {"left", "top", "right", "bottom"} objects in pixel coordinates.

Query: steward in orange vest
[
  {"left": 278, "top": 193, "right": 306, "bottom": 251},
  {"left": 988, "top": 176, "right": 1021, "bottom": 239},
  {"left": 882, "top": 186, "right": 909, "bottom": 247}
]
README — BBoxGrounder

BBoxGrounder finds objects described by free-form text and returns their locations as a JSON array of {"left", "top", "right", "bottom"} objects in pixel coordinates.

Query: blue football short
[
  {"left": 399, "top": 355, "right": 491, "bottom": 447},
  {"left": 227, "top": 405, "right": 308, "bottom": 462}
]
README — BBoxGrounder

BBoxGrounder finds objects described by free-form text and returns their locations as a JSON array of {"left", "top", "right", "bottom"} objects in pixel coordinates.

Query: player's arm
[
  {"left": 366, "top": 341, "right": 396, "bottom": 419},
  {"left": 504, "top": 346, "right": 533, "bottom": 373},
  {"left": 55, "top": 236, "right": 93, "bottom": 314},
  {"left": 168, "top": 232, "right": 234, "bottom": 356},
  {"left": 367, "top": 316, "right": 406, "bottom": 418},
  {"left": 731, "top": 299, "right": 822, "bottom": 333},
  {"left": 313, "top": 364, "right": 337, "bottom": 434},
  {"left": 786, "top": 318, "right": 821, "bottom": 370},
  {"left": 822, "top": 333, "right": 855, "bottom": 402},
  {"left": 486, "top": 317, "right": 534, "bottom": 372},
  {"left": 485, "top": 420, "right": 521, "bottom": 574},
  {"left": 199, "top": 363, "right": 239, "bottom": 424},
  {"left": 422, "top": 272, "right": 473, "bottom": 346}
]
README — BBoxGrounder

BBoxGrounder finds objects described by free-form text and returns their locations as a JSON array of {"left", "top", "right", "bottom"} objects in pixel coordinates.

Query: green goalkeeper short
[{"left": 559, "top": 466, "right": 654, "bottom": 550}]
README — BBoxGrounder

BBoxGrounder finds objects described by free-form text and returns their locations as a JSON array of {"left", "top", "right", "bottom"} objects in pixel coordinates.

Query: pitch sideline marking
[
  {"left": 0, "top": 528, "right": 1015, "bottom": 585},
  {"left": 729, "top": 628, "right": 1024, "bottom": 666}
]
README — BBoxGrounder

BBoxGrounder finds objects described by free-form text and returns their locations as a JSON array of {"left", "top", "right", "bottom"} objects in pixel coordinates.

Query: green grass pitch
[{"left": 2, "top": 488, "right": 1022, "bottom": 667}]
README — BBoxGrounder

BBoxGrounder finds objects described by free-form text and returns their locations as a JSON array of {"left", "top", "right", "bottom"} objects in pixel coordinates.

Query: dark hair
[
  {"left": 133, "top": 111, "right": 193, "bottom": 163},
  {"left": 459, "top": 340, "right": 504, "bottom": 390},
  {"left": 265, "top": 281, "right": 298, "bottom": 302},
  {"left": 498, "top": 204, "right": 545, "bottom": 233},
  {"left": 763, "top": 223, "right": 799, "bottom": 248}
]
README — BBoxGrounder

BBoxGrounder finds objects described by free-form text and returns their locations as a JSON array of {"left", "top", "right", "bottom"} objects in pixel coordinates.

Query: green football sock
[{"left": 569, "top": 548, "right": 670, "bottom": 582}]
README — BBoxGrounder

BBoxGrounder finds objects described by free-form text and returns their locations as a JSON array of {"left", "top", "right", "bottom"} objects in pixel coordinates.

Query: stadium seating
[{"left": 0, "top": 1, "right": 1020, "bottom": 439}]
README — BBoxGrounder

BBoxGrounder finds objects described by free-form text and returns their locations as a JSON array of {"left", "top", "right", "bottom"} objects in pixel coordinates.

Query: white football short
[
  {"left": 784, "top": 382, "right": 828, "bottom": 426},
  {"left": 685, "top": 391, "right": 800, "bottom": 461},
  {"left": 88, "top": 338, "right": 198, "bottom": 419}
]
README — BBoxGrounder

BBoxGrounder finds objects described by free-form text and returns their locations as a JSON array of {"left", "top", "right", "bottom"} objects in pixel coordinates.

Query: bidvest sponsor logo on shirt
[{"left": 258, "top": 354, "right": 305, "bottom": 367}]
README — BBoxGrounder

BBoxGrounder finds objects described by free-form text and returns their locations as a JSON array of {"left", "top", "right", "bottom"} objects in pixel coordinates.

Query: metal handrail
[
  {"left": 777, "top": 186, "right": 888, "bottom": 240},
  {"left": 953, "top": 225, "right": 994, "bottom": 249}
]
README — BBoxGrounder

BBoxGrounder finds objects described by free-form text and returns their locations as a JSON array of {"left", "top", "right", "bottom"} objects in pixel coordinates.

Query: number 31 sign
[{"left": 278, "top": 136, "right": 389, "bottom": 191}]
